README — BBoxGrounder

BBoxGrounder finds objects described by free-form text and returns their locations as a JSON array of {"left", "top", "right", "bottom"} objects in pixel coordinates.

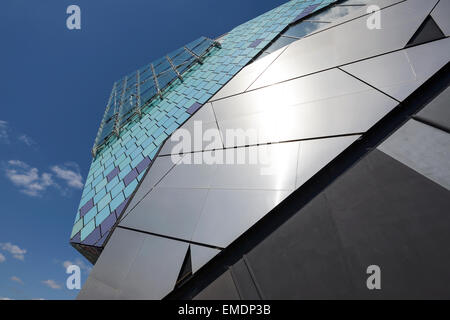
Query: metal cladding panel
[
  {"left": 341, "top": 38, "right": 450, "bottom": 101},
  {"left": 250, "top": 0, "right": 440, "bottom": 90},
  {"left": 378, "top": 119, "right": 450, "bottom": 190}
]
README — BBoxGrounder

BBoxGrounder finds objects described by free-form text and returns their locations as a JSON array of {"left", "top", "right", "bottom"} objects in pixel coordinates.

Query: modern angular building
[{"left": 72, "top": 0, "right": 450, "bottom": 299}]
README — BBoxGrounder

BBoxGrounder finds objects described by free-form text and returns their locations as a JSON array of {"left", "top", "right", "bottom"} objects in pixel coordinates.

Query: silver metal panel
[
  {"left": 210, "top": 143, "right": 299, "bottom": 191},
  {"left": 120, "top": 187, "right": 209, "bottom": 241},
  {"left": 341, "top": 38, "right": 450, "bottom": 101},
  {"left": 213, "top": 69, "right": 369, "bottom": 122},
  {"left": 296, "top": 135, "right": 361, "bottom": 188},
  {"left": 191, "top": 245, "right": 221, "bottom": 273},
  {"left": 192, "top": 189, "right": 291, "bottom": 248},
  {"left": 159, "top": 120, "right": 223, "bottom": 155},
  {"left": 188, "top": 102, "right": 217, "bottom": 124},
  {"left": 157, "top": 152, "right": 219, "bottom": 189},
  {"left": 118, "top": 233, "right": 189, "bottom": 299},
  {"left": 123, "top": 156, "right": 178, "bottom": 219},
  {"left": 249, "top": 0, "right": 438, "bottom": 90},
  {"left": 89, "top": 228, "right": 145, "bottom": 290},
  {"left": 417, "top": 86, "right": 450, "bottom": 131},
  {"left": 214, "top": 70, "right": 397, "bottom": 148},
  {"left": 211, "top": 47, "right": 286, "bottom": 101},
  {"left": 378, "top": 119, "right": 450, "bottom": 190},
  {"left": 431, "top": 0, "right": 450, "bottom": 37},
  {"left": 301, "top": 0, "right": 404, "bottom": 39},
  {"left": 77, "top": 275, "right": 120, "bottom": 300}
]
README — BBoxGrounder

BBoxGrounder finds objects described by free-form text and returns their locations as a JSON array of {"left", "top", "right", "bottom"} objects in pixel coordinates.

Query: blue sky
[{"left": 0, "top": 0, "right": 286, "bottom": 300}]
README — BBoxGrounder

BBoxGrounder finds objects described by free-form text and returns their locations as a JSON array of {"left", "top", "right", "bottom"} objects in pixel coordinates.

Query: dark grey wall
[{"left": 192, "top": 149, "right": 450, "bottom": 299}]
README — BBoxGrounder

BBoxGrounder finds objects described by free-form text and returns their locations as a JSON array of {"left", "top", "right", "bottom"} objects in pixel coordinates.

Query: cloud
[
  {"left": 0, "top": 242, "right": 27, "bottom": 261},
  {"left": 0, "top": 253, "right": 5, "bottom": 263},
  {"left": 51, "top": 165, "right": 83, "bottom": 189},
  {"left": 18, "top": 134, "right": 36, "bottom": 147},
  {"left": 4, "top": 160, "right": 55, "bottom": 197},
  {"left": 0, "top": 297, "right": 13, "bottom": 300},
  {"left": 63, "top": 258, "right": 91, "bottom": 274},
  {"left": 0, "top": 120, "right": 9, "bottom": 143},
  {"left": 42, "top": 280, "right": 61, "bottom": 290},
  {"left": 11, "top": 276, "right": 24, "bottom": 285}
]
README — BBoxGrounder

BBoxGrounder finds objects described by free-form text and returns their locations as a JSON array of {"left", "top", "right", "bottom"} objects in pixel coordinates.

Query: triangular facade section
[{"left": 406, "top": 15, "right": 445, "bottom": 47}]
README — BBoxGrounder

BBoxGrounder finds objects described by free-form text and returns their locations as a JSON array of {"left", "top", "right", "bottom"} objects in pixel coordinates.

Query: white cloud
[
  {"left": 42, "top": 279, "right": 61, "bottom": 290},
  {"left": 18, "top": 134, "right": 36, "bottom": 147},
  {"left": 63, "top": 258, "right": 91, "bottom": 274},
  {"left": 0, "top": 120, "right": 9, "bottom": 143},
  {"left": 51, "top": 165, "right": 83, "bottom": 189},
  {"left": 0, "top": 297, "right": 13, "bottom": 300},
  {"left": 11, "top": 276, "right": 24, "bottom": 285},
  {"left": 0, "top": 253, "right": 5, "bottom": 263},
  {"left": 4, "top": 160, "right": 55, "bottom": 197},
  {"left": 0, "top": 242, "right": 27, "bottom": 261}
]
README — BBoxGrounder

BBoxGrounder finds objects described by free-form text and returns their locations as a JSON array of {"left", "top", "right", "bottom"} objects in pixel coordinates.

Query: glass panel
[
  {"left": 284, "top": 21, "right": 328, "bottom": 38},
  {"left": 265, "top": 36, "right": 297, "bottom": 53}
]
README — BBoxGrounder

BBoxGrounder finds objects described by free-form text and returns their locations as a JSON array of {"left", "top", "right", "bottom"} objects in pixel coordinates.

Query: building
[{"left": 73, "top": 0, "right": 450, "bottom": 299}]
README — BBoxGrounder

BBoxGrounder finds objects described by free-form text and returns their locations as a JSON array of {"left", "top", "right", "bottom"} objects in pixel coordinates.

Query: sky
[{"left": 0, "top": 0, "right": 287, "bottom": 300}]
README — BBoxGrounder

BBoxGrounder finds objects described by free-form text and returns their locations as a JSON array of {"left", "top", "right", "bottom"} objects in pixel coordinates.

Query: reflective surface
[
  {"left": 192, "top": 189, "right": 290, "bottom": 247},
  {"left": 250, "top": 0, "right": 438, "bottom": 90},
  {"left": 191, "top": 245, "right": 221, "bottom": 273},
  {"left": 431, "top": 0, "right": 450, "bottom": 37},
  {"left": 378, "top": 120, "right": 450, "bottom": 190},
  {"left": 120, "top": 187, "right": 209, "bottom": 241},
  {"left": 213, "top": 69, "right": 397, "bottom": 147},
  {"left": 296, "top": 135, "right": 360, "bottom": 188},
  {"left": 342, "top": 38, "right": 450, "bottom": 101}
]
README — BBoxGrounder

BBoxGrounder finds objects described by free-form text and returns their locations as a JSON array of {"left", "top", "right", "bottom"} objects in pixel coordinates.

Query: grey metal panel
[
  {"left": 378, "top": 119, "right": 450, "bottom": 190},
  {"left": 214, "top": 70, "right": 397, "bottom": 148},
  {"left": 417, "top": 86, "right": 450, "bottom": 132},
  {"left": 192, "top": 189, "right": 290, "bottom": 248},
  {"left": 431, "top": 0, "right": 450, "bottom": 37},
  {"left": 188, "top": 102, "right": 217, "bottom": 124},
  {"left": 159, "top": 120, "right": 223, "bottom": 155},
  {"left": 214, "top": 68, "right": 371, "bottom": 122},
  {"left": 249, "top": 0, "right": 438, "bottom": 90},
  {"left": 296, "top": 135, "right": 361, "bottom": 188},
  {"left": 211, "top": 47, "right": 286, "bottom": 101},
  {"left": 123, "top": 156, "right": 178, "bottom": 219},
  {"left": 298, "top": 0, "right": 404, "bottom": 39},
  {"left": 118, "top": 233, "right": 189, "bottom": 300},
  {"left": 194, "top": 270, "right": 240, "bottom": 300},
  {"left": 157, "top": 152, "right": 219, "bottom": 189},
  {"left": 120, "top": 187, "right": 209, "bottom": 241},
  {"left": 241, "top": 150, "right": 450, "bottom": 299},
  {"left": 191, "top": 245, "right": 221, "bottom": 273},
  {"left": 341, "top": 38, "right": 450, "bottom": 101},
  {"left": 231, "top": 259, "right": 261, "bottom": 300},
  {"left": 89, "top": 227, "right": 145, "bottom": 291},
  {"left": 210, "top": 143, "right": 299, "bottom": 191},
  {"left": 77, "top": 275, "right": 120, "bottom": 300}
]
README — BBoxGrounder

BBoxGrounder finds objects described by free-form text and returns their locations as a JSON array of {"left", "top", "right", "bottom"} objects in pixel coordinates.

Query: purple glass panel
[
  {"left": 79, "top": 198, "right": 94, "bottom": 217},
  {"left": 81, "top": 227, "right": 101, "bottom": 246},
  {"left": 292, "top": 3, "right": 320, "bottom": 23},
  {"left": 100, "top": 213, "right": 117, "bottom": 236},
  {"left": 249, "top": 38, "right": 264, "bottom": 48},
  {"left": 123, "top": 168, "right": 138, "bottom": 186},
  {"left": 114, "top": 197, "right": 130, "bottom": 219},
  {"left": 136, "top": 157, "right": 151, "bottom": 174},
  {"left": 95, "top": 230, "right": 110, "bottom": 247},
  {"left": 70, "top": 232, "right": 81, "bottom": 243},
  {"left": 186, "top": 102, "right": 202, "bottom": 115},
  {"left": 106, "top": 166, "right": 120, "bottom": 182}
]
